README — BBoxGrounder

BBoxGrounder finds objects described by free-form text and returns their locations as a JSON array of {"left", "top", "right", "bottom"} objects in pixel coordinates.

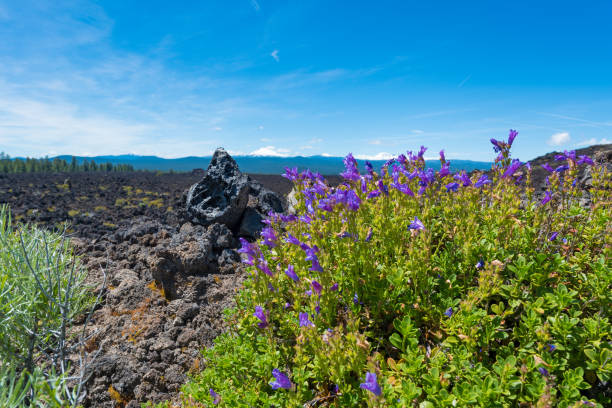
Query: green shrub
[
  {"left": 0, "top": 205, "right": 98, "bottom": 407},
  {"left": 182, "top": 133, "right": 610, "bottom": 407}
]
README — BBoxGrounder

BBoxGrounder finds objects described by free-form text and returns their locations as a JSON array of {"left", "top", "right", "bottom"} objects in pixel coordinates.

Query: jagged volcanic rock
[
  {"left": 185, "top": 148, "right": 284, "bottom": 237},
  {"left": 185, "top": 148, "right": 251, "bottom": 228}
]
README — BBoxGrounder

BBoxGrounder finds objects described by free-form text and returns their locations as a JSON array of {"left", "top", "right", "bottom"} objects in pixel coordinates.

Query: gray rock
[
  {"left": 257, "top": 188, "right": 284, "bottom": 215},
  {"left": 286, "top": 187, "right": 299, "bottom": 214},
  {"left": 207, "top": 223, "right": 234, "bottom": 249},
  {"left": 218, "top": 248, "right": 240, "bottom": 270},
  {"left": 238, "top": 207, "right": 263, "bottom": 238},
  {"left": 185, "top": 148, "right": 250, "bottom": 228}
]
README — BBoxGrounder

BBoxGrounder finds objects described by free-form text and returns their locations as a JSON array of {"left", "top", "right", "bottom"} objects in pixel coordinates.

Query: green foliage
[
  {"left": 0, "top": 205, "right": 96, "bottom": 407},
  {"left": 0, "top": 153, "right": 134, "bottom": 174},
  {"left": 183, "top": 136, "right": 610, "bottom": 407}
]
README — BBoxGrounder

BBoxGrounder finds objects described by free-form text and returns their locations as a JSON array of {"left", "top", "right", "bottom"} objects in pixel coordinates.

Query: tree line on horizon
[{"left": 0, "top": 152, "right": 135, "bottom": 174}]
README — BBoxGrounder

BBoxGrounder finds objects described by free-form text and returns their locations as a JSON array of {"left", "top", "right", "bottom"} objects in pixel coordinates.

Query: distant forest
[{"left": 0, "top": 152, "right": 135, "bottom": 174}]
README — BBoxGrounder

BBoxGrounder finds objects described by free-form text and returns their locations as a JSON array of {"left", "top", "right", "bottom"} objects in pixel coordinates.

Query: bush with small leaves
[{"left": 181, "top": 131, "right": 610, "bottom": 407}]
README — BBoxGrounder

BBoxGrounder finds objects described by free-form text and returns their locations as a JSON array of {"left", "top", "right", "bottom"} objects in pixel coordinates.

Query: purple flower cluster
[
  {"left": 270, "top": 369, "right": 292, "bottom": 390},
  {"left": 360, "top": 372, "right": 382, "bottom": 396},
  {"left": 240, "top": 130, "right": 593, "bottom": 397}
]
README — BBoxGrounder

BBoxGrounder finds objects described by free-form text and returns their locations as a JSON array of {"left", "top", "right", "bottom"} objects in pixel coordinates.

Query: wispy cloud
[
  {"left": 250, "top": 0, "right": 261, "bottom": 11},
  {"left": 457, "top": 74, "right": 472, "bottom": 88},
  {"left": 368, "top": 139, "right": 382, "bottom": 145},
  {"left": 575, "top": 137, "right": 611, "bottom": 147},
  {"left": 548, "top": 132, "right": 571, "bottom": 146},
  {"left": 270, "top": 49, "right": 279, "bottom": 62},
  {"left": 407, "top": 109, "right": 472, "bottom": 120},
  {"left": 538, "top": 112, "right": 612, "bottom": 128}
]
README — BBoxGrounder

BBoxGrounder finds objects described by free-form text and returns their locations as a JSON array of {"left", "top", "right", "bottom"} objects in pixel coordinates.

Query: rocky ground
[{"left": 0, "top": 144, "right": 609, "bottom": 407}]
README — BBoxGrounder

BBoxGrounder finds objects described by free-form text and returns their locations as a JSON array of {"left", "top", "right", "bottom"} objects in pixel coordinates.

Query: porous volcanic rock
[
  {"left": 185, "top": 148, "right": 285, "bottom": 238},
  {"left": 71, "top": 216, "right": 246, "bottom": 407},
  {"left": 185, "top": 148, "right": 251, "bottom": 228}
]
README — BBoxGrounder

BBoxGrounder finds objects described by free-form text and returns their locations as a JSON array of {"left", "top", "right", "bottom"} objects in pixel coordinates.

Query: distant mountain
[{"left": 52, "top": 154, "right": 492, "bottom": 175}]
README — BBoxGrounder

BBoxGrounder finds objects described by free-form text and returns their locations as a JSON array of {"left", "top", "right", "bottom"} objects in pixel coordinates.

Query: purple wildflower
[
  {"left": 257, "top": 259, "right": 274, "bottom": 277},
  {"left": 490, "top": 138, "right": 503, "bottom": 153},
  {"left": 444, "top": 307, "right": 453, "bottom": 317},
  {"left": 360, "top": 372, "right": 382, "bottom": 396},
  {"left": 554, "top": 164, "right": 569, "bottom": 173},
  {"left": 284, "top": 302, "right": 292, "bottom": 309},
  {"left": 299, "top": 214, "right": 312, "bottom": 224},
  {"left": 365, "top": 161, "right": 374, "bottom": 175},
  {"left": 282, "top": 167, "right": 299, "bottom": 181},
  {"left": 475, "top": 259, "right": 484, "bottom": 269},
  {"left": 408, "top": 216, "right": 425, "bottom": 231},
  {"left": 285, "top": 265, "right": 299, "bottom": 282},
  {"left": 285, "top": 233, "right": 301, "bottom": 246},
  {"left": 438, "top": 162, "right": 450, "bottom": 178},
  {"left": 446, "top": 182, "right": 459, "bottom": 192},
  {"left": 270, "top": 369, "right": 292, "bottom": 390},
  {"left": 261, "top": 227, "right": 278, "bottom": 248},
  {"left": 454, "top": 171, "right": 472, "bottom": 187},
  {"left": 253, "top": 306, "right": 268, "bottom": 329},
  {"left": 367, "top": 190, "right": 381, "bottom": 199},
  {"left": 508, "top": 129, "right": 518, "bottom": 146},
  {"left": 377, "top": 179, "right": 389, "bottom": 196},
  {"left": 538, "top": 367, "right": 549, "bottom": 377},
  {"left": 318, "top": 198, "right": 334, "bottom": 212},
  {"left": 209, "top": 388, "right": 221, "bottom": 404},
  {"left": 474, "top": 174, "right": 491, "bottom": 188},
  {"left": 341, "top": 153, "right": 360, "bottom": 181},
  {"left": 330, "top": 283, "right": 339, "bottom": 291},
  {"left": 549, "top": 232, "right": 558, "bottom": 241},
  {"left": 541, "top": 191, "right": 552, "bottom": 205},
  {"left": 299, "top": 312, "right": 315, "bottom": 327},
  {"left": 541, "top": 163, "right": 554, "bottom": 172},
  {"left": 305, "top": 290, "right": 313, "bottom": 297},
  {"left": 238, "top": 237, "right": 256, "bottom": 256},
  {"left": 310, "top": 258, "right": 323, "bottom": 273},
  {"left": 280, "top": 214, "right": 297, "bottom": 223},
  {"left": 548, "top": 344, "right": 556, "bottom": 352},
  {"left": 502, "top": 159, "right": 522, "bottom": 178},
  {"left": 353, "top": 293, "right": 359, "bottom": 304},
  {"left": 439, "top": 149, "right": 446, "bottom": 163},
  {"left": 418, "top": 145, "right": 427, "bottom": 159},
  {"left": 311, "top": 280, "right": 323, "bottom": 296},
  {"left": 345, "top": 189, "right": 361, "bottom": 211},
  {"left": 577, "top": 155, "right": 594, "bottom": 165}
]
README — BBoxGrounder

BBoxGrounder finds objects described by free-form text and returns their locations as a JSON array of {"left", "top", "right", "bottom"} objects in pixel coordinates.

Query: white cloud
[
  {"left": 411, "top": 129, "right": 425, "bottom": 134},
  {"left": 214, "top": 126, "right": 222, "bottom": 131},
  {"left": 270, "top": 50, "right": 279, "bottom": 62},
  {"left": 548, "top": 132, "right": 571, "bottom": 146},
  {"left": 575, "top": 137, "right": 611, "bottom": 147},
  {"left": 368, "top": 139, "right": 382, "bottom": 145},
  {"left": 258, "top": 125, "right": 264, "bottom": 131},
  {"left": 249, "top": 145, "right": 292, "bottom": 157},
  {"left": 260, "top": 137, "right": 272, "bottom": 142},
  {"left": 354, "top": 152, "right": 394, "bottom": 160},
  {"left": 321, "top": 153, "right": 332, "bottom": 157}
]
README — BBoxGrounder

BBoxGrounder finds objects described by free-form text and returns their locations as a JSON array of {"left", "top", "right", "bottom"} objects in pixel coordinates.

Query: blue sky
[{"left": 0, "top": 0, "right": 610, "bottom": 161}]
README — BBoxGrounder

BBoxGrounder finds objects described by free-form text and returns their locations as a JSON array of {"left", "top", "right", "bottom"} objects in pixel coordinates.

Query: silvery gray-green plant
[{"left": 0, "top": 204, "right": 104, "bottom": 407}]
